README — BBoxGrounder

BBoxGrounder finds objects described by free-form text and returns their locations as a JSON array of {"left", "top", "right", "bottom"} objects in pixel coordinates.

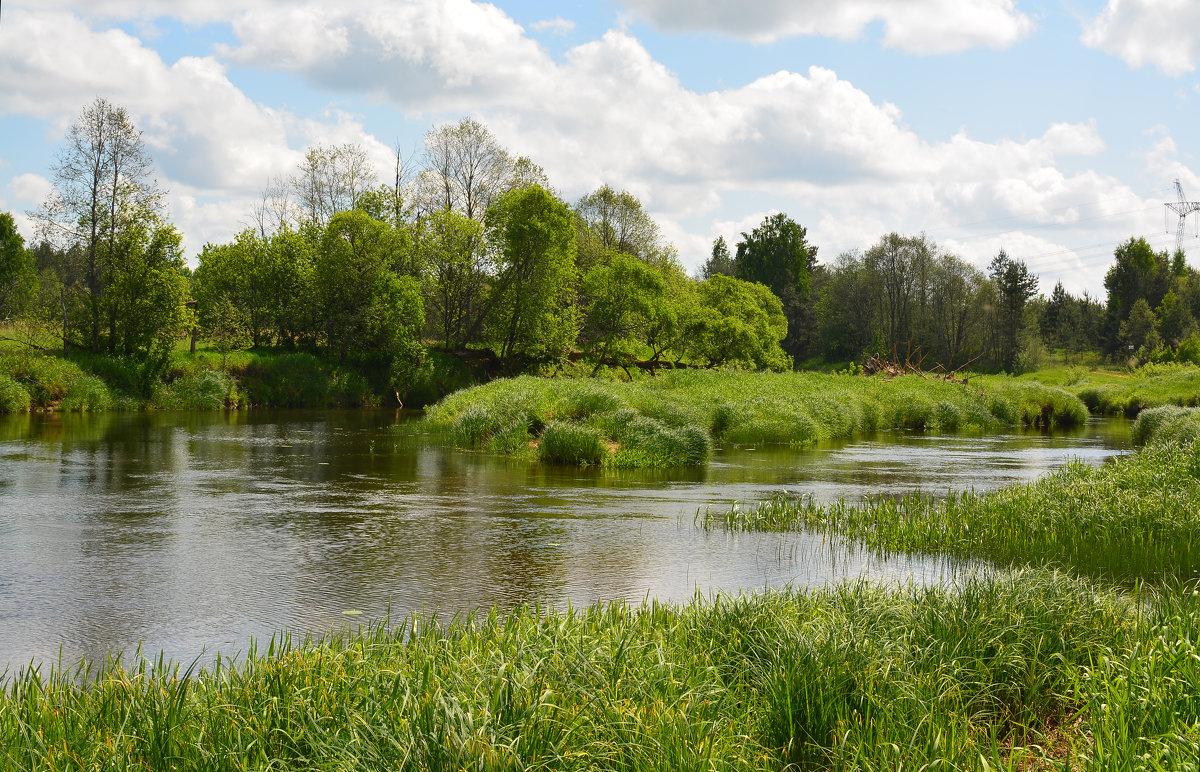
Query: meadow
[{"left": 426, "top": 369, "right": 1088, "bottom": 467}]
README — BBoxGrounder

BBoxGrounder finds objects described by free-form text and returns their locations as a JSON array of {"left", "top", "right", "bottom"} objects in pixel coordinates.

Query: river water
[{"left": 0, "top": 410, "right": 1130, "bottom": 673}]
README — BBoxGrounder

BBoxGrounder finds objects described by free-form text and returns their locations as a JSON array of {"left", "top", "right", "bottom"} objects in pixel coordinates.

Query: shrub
[{"left": 0, "top": 374, "right": 30, "bottom": 413}]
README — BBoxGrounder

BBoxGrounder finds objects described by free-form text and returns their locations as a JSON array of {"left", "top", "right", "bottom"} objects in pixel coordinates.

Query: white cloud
[
  {"left": 531, "top": 16, "right": 575, "bottom": 35},
  {"left": 0, "top": 8, "right": 394, "bottom": 257},
  {"left": 7, "top": 173, "right": 55, "bottom": 206},
  {"left": 1082, "top": 0, "right": 1200, "bottom": 76},
  {"left": 614, "top": 0, "right": 1033, "bottom": 52},
  {"left": 0, "top": 0, "right": 1180, "bottom": 295}
]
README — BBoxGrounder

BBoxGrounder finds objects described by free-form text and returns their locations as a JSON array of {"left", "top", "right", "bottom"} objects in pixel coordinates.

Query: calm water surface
[{"left": 0, "top": 410, "right": 1130, "bottom": 672}]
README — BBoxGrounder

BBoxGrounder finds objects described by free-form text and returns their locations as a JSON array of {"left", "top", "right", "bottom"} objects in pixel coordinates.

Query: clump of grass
[
  {"left": 537, "top": 421, "right": 608, "bottom": 465},
  {"left": 3, "top": 572, "right": 1196, "bottom": 770},
  {"left": 604, "top": 413, "right": 710, "bottom": 468},
  {"left": 1131, "top": 404, "right": 1200, "bottom": 446},
  {"left": 58, "top": 373, "right": 114, "bottom": 412},
  {"left": 704, "top": 437, "right": 1200, "bottom": 583},
  {"left": 0, "top": 373, "right": 31, "bottom": 413},
  {"left": 152, "top": 370, "right": 241, "bottom": 410}
]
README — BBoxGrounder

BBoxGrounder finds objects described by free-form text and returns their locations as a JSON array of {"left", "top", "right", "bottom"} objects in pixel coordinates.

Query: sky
[{"left": 2, "top": 0, "right": 1200, "bottom": 296}]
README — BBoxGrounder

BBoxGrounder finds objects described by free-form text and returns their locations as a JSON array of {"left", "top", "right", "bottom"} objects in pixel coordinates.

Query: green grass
[
  {"left": 3, "top": 571, "right": 1197, "bottom": 771},
  {"left": 703, "top": 436, "right": 1200, "bottom": 584},
  {"left": 1029, "top": 362, "right": 1200, "bottom": 416},
  {"left": 1131, "top": 405, "right": 1200, "bottom": 446},
  {"left": 0, "top": 374, "right": 31, "bottom": 413},
  {"left": 426, "top": 370, "right": 1087, "bottom": 468}
]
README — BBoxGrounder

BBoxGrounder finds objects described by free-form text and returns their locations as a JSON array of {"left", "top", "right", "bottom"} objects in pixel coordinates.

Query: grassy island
[{"left": 426, "top": 370, "right": 1088, "bottom": 468}]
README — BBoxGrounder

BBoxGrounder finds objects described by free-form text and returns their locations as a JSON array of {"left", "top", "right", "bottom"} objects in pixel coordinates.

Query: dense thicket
[{"left": 6, "top": 98, "right": 1200, "bottom": 406}]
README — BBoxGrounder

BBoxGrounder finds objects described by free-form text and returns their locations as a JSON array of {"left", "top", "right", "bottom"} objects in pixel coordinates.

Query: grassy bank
[
  {"left": 3, "top": 571, "right": 1196, "bottom": 770},
  {"left": 0, "top": 347, "right": 480, "bottom": 413},
  {"left": 426, "top": 370, "right": 1087, "bottom": 467},
  {"left": 1028, "top": 363, "right": 1200, "bottom": 416},
  {"left": 704, "top": 431, "right": 1200, "bottom": 583}
]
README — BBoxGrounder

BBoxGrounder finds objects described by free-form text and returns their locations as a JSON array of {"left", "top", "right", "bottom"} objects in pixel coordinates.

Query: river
[{"left": 0, "top": 410, "right": 1130, "bottom": 673}]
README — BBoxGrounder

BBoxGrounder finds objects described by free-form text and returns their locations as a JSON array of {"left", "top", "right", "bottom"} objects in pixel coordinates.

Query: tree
[
  {"left": 574, "top": 186, "right": 661, "bottom": 266},
  {"left": 0, "top": 212, "right": 35, "bottom": 322},
  {"left": 293, "top": 143, "right": 377, "bottom": 228},
  {"left": 1103, "top": 237, "right": 1171, "bottom": 354},
  {"left": 988, "top": 249, "right": 1038, "bottom": 371},
  {"left": 36, "top": 97, "right": 165, "bottom": 354},
  {"left": 1119, "top": 297, "right": 1160, "bottom": 355},
  {"left": 700, "top": 236, "right": 735, "bottom": 279},
  {"left": 928, "top": 254, "right": 986, "bottom": 368},
  {"left": 421, "top": 117, "right": 514, "bottom": 222},
  {"left": 861, "top": 232, "right": 933, "bottom": 357},
  {"left": 685, "top": 275, "right": 790, "bottom": 371},
  {"left": 483, "top": 185, "right": 579, "bottom": 366},
  {"left": 814, "top": 251, "right": 876, "bottom": 360},
  {"left": 317, "top": 211, "right": 417, "bottom": 362},
  {"left": 735, "top": 213, "right": 818, "bottom": 361},
  {"left": 418, "top": 209, "right": 489, "bottom": 350},
  {"left": 203, "top": 295, "right": 252, "bottom": 369},
  {"left": 580, "top": 251, "right": 666, "bottom": 372}
]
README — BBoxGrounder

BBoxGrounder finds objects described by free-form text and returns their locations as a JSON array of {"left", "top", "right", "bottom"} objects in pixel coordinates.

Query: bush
[
  {"left": 0, "top": 374, "right": 30, "bottom": 413},
  {"left": 153, "top": 370, "right": 240, "bottom": 410},
  {"left": 59, "top": 374, "right": 114, "bottom": 412}
]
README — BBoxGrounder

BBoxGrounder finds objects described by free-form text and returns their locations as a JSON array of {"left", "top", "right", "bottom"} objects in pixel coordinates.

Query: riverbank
[
  {"left": 2, "top": 570, "right": 1195, "bottom": 770},
  {"left": 1028, "top": 362, "right": 1200, "bottom": 416},
  {"left": 0, "top": 347, "right": 478, "bottom": 413},
  {"left": 426, "top": 370, "right": 1088, "bottom": 467},
  {"left": 703, "top": 429, "right": 1200, "bottom": 584}
]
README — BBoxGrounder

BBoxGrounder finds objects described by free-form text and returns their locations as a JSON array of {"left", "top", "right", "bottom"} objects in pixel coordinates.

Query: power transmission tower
[{"left": 1165, "top": 179, "right": 1200, "bottom": 253}]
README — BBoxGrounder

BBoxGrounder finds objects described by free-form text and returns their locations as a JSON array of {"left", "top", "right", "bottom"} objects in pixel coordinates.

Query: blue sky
[{"left": 2, "top": 0, "right": 1199, "bottom": 295}]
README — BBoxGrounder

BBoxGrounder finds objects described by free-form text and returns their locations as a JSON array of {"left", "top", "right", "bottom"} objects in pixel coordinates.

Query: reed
[
  {"left": 2, "top": 572, "right": 1195, "bottom": 770},
  {"left": 703, "top": 437, "right": 1200, "bottom": 583}
]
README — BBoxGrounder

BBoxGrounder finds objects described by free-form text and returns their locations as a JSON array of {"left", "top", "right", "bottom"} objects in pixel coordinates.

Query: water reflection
[{"left": 0, "top": 410, "right": 1129, "bottom": 672}]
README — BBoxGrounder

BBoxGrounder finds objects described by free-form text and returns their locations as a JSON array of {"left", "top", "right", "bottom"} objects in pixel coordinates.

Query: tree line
[{"left": 4, "top": 97, "right": 1200, "bottom": 401}]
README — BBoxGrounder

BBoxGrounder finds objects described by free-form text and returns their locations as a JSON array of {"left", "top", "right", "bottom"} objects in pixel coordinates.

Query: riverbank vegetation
[
  {"left": 426, "top": 369, "right": 1087, "bottom": 467},
  {"left": 3, "top": 570, "right": 1197, "bottom": 770},
  {"left": 704, "top": 434, "right": 1200, "bottom": 583},
  {"left": 7, "top": 99, "right": 1200, "bottom": 421}
]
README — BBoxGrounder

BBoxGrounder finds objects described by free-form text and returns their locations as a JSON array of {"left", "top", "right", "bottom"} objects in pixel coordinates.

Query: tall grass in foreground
[
  {"left": 426, "top": 370, "right": 1086, "bottom": 467},
  {"left": 3, "top": 571, "right": 1197, "bottom": 770},
  {"left": 704, "top": 437, "right": 1200, "bottom": 584}
]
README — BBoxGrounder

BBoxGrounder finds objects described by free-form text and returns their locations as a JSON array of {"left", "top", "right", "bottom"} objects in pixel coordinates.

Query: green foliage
[
  {"left": 1065, "top": 363, "right": 1200, "bottom": 416},
  {"left": 580, "top": 250, "right": 666, "bottom": 368},
  {"left": 232, "top": 352, "right": 374, "bottom": 408},
  {"left": 1104, "top": 237, "right": 1174, "bottom": 354},
  {"left": 537, "top": 421, "right": 607, "bottom": 465},
  {"left": 707, "top": 436, "right": 1200, "bottom": 583},
  {"left": 685, "top": 275, "right": 791, "bottom": 371},
  {"left": 152, "top": 369, "right": 240, "bottom": 410},
  {"left": 427, "top": 371, "right": 1085, "bottom": 467},
  {"left": 318, "top": 210, "right": 424, "bottom": 366},
  {"left": 4, "top": 573, "right": 1197, "bottom": 770},
  {"left": 0, "top": 373, "right": 31, "bottom": 413},
  {"left": 0, "top": 211, "right": 35, "bottom": 320},
  {"left": 734, "top": 212, "right": 817, "bottom": 359},
  {"left": 418, "top": 209, "right": 488, "bottom": 350},
  {"left": 484, "top": 185, "right": 579, "bottom": 366},
  {"left": 1131, "top": 405, "right": 1200, "bottom": 446}
]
